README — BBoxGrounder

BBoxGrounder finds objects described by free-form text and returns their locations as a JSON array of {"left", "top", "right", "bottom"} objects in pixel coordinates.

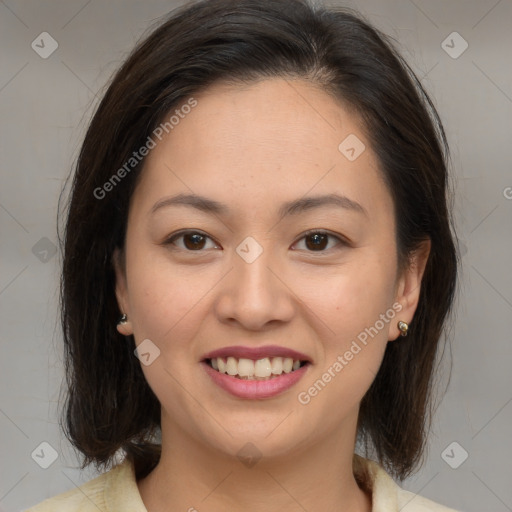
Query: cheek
[
  {"left": 295, "top": 255, "right": 396, "bottom": 400},
  {"left": 295, "top": 267, "right": 395, "bottom": 423},
  {"left": 125, "top": 257, "right": 208, "bottom": 412},
  {"left": 298, "top": 256, "right": 396, "bottom": 342},
  {"left": 126, "top": 250, "right": 206, "bottom": 345}
]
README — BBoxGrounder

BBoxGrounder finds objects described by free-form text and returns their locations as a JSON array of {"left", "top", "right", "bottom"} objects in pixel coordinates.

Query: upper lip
[{"left": 202, "top": 345, "right": 312, "bottom": 363}]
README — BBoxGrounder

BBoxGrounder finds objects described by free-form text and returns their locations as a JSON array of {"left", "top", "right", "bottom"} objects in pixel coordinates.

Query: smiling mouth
[{"left": 205, "top": 356, "right": 309, "bottom": 380}]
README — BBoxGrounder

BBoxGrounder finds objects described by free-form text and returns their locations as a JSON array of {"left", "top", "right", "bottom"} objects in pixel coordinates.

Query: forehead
[
  {"left": 130, "top": 78, "right": 391, "bottom": 223},
  {"left": 167, "top": 78, "right": 360, "bottom": 160}
]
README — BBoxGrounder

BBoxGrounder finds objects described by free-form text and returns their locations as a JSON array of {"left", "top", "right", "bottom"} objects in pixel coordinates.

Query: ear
[
  {"left": 112, "top": 247, "right": 133, "bottom": 336},
  {"left": 389, "top": 239, "right": 431, "bottom": 341}
]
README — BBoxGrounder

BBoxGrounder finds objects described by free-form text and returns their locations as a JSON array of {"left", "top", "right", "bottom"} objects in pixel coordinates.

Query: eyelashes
[
  {"left": 165, "top": 230, "right": 219, "bottom": 251},
  {"left": 293, "top": 229, "right": 347, "bottom": 252},
  {"left": 164, "top": 229, "right": 348, "bottom": 253}
]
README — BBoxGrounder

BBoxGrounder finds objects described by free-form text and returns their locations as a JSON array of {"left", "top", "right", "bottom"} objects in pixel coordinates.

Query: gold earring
[
  {"left": 397, "top": 320, "right": 409, "bottom": 337},
  {"left": 118, "top": 313, "right": 128, "bottom": 325}
]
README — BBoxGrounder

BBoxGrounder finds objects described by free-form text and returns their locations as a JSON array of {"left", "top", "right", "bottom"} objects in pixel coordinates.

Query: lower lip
[{"left": 202, "top": 361, "right": 310, "bottom": 399}]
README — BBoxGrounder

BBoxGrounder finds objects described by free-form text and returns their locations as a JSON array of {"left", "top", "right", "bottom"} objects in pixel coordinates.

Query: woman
[{"left": 27, "top": 0, "right": 459, "bottom": 510}]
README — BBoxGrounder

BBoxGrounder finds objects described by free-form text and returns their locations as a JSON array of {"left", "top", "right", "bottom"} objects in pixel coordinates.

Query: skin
[{"left": 113, "top": 77, "right": 430, "bottom": 512}]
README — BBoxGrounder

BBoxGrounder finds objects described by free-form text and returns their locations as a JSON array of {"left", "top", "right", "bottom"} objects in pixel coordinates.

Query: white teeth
[
  {"left": 209, "top": 356, "right": 304, "bottom": 378},
  {"left": 283, "top": 357, "right": 293, "bottom": 373},
  {"left": 254, "top": 358, "right": 272, "bottom": 377},
  {"left": 271, "top": 357, "right": 283, "bottom": 375},
  {"left": 226, "top": 356, "right": 238, "bottom": 376},
  {"left": 238, "top": 358, "right": 254, "bottom": 377}
]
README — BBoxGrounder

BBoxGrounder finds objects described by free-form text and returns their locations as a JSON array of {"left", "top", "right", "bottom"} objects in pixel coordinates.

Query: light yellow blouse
[{"left": 25, "top": 455, "right": 460, "bottom": 511}]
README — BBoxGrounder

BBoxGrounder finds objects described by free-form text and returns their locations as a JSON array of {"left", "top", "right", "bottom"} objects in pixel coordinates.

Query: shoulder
[
  {"left": 24, "top": 459, "right": 146, "bottom": 512},
  {"left": 23, "top": 470, "right": 111, "bottom": 512},
  {"left": 396, "top": 487, "right": 460, "bottom": 512},
  {"left": 354, "top": 454, "right": 461, "bottom": 512}
]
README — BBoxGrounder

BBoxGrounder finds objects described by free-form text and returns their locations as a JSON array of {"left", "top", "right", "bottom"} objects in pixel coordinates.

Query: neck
[{"left": 137, "top": 413, "right": 372, "bottom": 512}]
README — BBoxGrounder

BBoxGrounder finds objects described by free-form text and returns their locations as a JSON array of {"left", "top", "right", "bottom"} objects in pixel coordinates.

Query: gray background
[{"left": 0, "top": 1, "right": 511, "bottom": 511}]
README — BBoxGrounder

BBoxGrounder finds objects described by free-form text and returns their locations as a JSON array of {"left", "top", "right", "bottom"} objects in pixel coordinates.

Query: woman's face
[{"left": 113, "top": 78, "right": 428, "bottom": 460}]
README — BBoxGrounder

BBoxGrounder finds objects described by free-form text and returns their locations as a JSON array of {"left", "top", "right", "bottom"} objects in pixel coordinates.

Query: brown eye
[
  {"left": 293, "top": 230, "right": 345, "bottom": 252},
  {"left": 165, "top": 231, "right": 219, "bottom": 251},
  {"left": 183, "top": 233, "right": 206, "bottom": 250},
  {"left": 305, "top": 232, "right": 328, "bottom": 251}
]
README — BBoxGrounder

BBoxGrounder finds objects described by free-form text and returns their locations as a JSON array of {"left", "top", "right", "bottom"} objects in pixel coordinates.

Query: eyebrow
[{"left": 150, "top": 192, "right": 368, "bottom": 219}]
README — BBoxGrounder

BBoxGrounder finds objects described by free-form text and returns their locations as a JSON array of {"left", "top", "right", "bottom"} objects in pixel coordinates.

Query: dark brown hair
[{"left": 58, "top": 0, "right": 458, "bottom": 481}]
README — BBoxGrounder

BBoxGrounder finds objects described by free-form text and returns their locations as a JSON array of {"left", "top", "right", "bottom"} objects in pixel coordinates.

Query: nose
[{"left": 213, "top": 240, "right": 295, "bottom": 331}]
